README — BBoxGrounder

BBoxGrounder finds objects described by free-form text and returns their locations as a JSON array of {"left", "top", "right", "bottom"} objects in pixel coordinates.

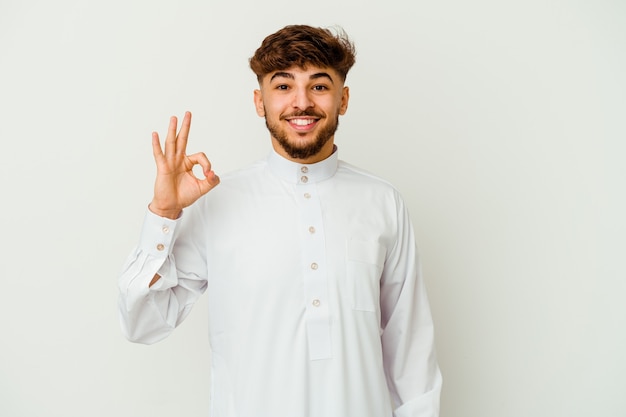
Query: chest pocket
[{"left": 347, "top": 239, "right": 386, "bottom": 312}]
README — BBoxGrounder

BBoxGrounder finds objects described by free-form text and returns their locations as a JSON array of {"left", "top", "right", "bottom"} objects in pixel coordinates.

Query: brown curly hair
[{"left": 249, "top": 25, "right": 356, "bottom": 82}]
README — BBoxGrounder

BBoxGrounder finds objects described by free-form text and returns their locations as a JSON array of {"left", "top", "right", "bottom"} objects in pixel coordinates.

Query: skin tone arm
[{"left": 148, "top": 111, "right": 220, "bottom": 286}]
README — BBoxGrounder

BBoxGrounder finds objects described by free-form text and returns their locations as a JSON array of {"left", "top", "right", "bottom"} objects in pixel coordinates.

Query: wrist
[{"left": 148, "top": 202, "right": 182, "bottom": 220}]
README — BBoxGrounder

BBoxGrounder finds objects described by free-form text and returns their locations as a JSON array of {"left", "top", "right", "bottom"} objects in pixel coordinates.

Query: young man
[{"left": 119, "top": 25, "right": 442, "bottom": 417}]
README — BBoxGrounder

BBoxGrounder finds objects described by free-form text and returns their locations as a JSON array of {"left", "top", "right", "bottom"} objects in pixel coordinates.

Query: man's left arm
[{"left": 379, "top": 192, "right": 442, "bottom": 417}]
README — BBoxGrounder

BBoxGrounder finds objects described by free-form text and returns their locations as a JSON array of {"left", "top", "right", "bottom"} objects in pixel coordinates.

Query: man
[{"left": 119, "top": 24, "right": 442, "bottom": 417}]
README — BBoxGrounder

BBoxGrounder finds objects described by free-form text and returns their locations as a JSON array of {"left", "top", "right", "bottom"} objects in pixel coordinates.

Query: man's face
[{"left": 254, "top": 66, "right": 350, "bottom": 163}]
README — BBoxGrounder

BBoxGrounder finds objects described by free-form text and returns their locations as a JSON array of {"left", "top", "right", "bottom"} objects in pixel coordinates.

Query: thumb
[{"left": 198, "top": 170, "right": 220, "bottom": 195}]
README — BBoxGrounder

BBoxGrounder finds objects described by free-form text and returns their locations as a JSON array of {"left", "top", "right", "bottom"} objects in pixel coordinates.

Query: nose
[{"left": 292, "top": 87, "right": 314, "bottom": 110}]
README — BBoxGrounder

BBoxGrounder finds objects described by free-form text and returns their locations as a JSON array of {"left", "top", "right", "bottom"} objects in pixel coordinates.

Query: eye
[
  {"left": 313, "top": 85, "right": 329, "bottom": 91},
  {"left": 276, "top": 84, "right": 289, "bottom": 90}
]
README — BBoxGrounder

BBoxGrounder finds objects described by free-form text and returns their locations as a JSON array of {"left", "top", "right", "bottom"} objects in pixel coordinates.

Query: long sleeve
[
  {"left": 118, "top": 207, "right": 208, "bottom": 344},
  {"left": 380, "top": 194, "right": 442, "bottom": 417}
]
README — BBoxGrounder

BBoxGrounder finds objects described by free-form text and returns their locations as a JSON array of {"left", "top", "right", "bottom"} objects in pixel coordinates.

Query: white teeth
[{"left": 291, "top": 119, "right": 315, "bottom": 126}]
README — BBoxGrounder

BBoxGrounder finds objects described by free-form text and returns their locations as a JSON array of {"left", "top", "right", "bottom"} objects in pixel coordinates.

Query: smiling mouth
[{"left": 289, "top": 118, "right": 317, "bottom": 126}]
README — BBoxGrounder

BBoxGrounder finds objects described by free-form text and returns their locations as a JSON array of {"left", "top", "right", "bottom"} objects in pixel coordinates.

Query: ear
[
  {"left": 253, "top": 89, "right": 265, "bottom": 117},
  {"left": 339, "top": 86, "right": 350, "bottom": 115}
]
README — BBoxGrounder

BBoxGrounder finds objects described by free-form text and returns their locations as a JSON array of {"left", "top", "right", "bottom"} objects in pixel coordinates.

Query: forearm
[
  {"left": 118, "top": 247, "right": 174, "bottom": 343},
  {"left": 118, "top": 209, "right": 205, "bottom": 344},
  {"left": 382, "top": 275, "right": 442, "bottom": 417},
  {"left": 381, "top": 195, "right": 442, "bottom": 416}
]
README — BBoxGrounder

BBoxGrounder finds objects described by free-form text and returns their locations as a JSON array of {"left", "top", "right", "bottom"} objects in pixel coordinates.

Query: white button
[
  {"left": 312, "top": 299, "right": 321, "bottom": 307},
  {"left": 156, "top": 243, "right": 165, "bottom": 251},
  {"left": 304, "top": 193, "right": 311, "bottom": 199},
  {"left": 308, "top": 226, "right": 316, "bottom": 234},
  {"left": 301, "top": 166, "right": 309, "bottom": 173},
  {"left": 301, "top": 176, "right": 308, "bottom": 183},
  {"left": 162, "top": 226, "right": 170, "bottom": 234},
  {"left": 311, "top": 263, "right": 318, "bottom": 270}
]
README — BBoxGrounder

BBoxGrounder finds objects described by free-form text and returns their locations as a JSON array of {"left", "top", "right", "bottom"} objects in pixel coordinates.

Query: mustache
[{"left": 280, "top": 110, "right": 324, "bottom": 120}]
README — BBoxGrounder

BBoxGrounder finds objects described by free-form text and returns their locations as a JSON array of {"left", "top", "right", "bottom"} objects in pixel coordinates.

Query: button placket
[{"left": 297, "top": 180, "right": 331, "bottom": 360}]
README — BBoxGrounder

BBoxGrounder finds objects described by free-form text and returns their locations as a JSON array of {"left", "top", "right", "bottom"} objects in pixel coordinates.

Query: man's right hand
[{"left": 149, "top": 111, "right": 220, "bottom": 219}]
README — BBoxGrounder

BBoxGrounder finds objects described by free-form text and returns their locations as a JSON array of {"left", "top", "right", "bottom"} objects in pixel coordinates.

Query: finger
[
  {"left": 203, "top": 171, "right": 221, "bottom": 190},
  {"left": 188, "top": 152, "right": 220, "bottom": 190},
  {"left": 164, "top": 115, "right": 179, "bottom": 159},
  {"left": 151, "top": 131, "right": 165, "bottom": 162},
  {"left": 187, "top": 152, "right": 212, "bottom": 174},
  {"left": 176, "top": 111, "right": 192, "bottom": 157},
  {"left": 198, "top": 171, "right": 220, "bottom": 195}
]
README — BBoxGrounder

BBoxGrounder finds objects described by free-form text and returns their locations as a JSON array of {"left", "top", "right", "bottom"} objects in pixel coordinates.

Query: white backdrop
[{"left": 1, "top": 1, "right": 624, "bottom": 416}]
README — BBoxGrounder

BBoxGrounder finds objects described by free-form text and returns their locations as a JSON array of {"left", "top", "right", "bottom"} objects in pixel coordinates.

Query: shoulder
[
  {"left": 336, "top": 160, "right": 401, "bottom": 195},
  {"left": 219, "top": 158, "right": 267, "bottom": 183},
  {"left": 333, "top": 160, "right": 411, "bottom": 219}
]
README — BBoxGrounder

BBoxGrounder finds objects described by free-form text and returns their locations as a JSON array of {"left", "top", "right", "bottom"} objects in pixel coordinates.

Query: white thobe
[{"left": 118, "top": 148, "right": 442, "bottom": 417}]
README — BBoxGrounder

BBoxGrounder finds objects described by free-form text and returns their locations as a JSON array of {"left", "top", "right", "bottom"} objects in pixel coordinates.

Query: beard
[{"left": 265, "top": 110, "right": 340, "bottom": 160}]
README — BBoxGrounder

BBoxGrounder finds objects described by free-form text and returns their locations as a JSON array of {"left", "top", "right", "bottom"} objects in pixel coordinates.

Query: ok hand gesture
[{"left": 149, "top": 111, "right": 220, "bottom": 219}]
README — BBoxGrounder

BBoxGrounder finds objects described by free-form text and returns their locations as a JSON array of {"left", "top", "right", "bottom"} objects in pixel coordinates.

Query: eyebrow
[{"left": 269, "top": 71, "right": 335, "bottom": 84}]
